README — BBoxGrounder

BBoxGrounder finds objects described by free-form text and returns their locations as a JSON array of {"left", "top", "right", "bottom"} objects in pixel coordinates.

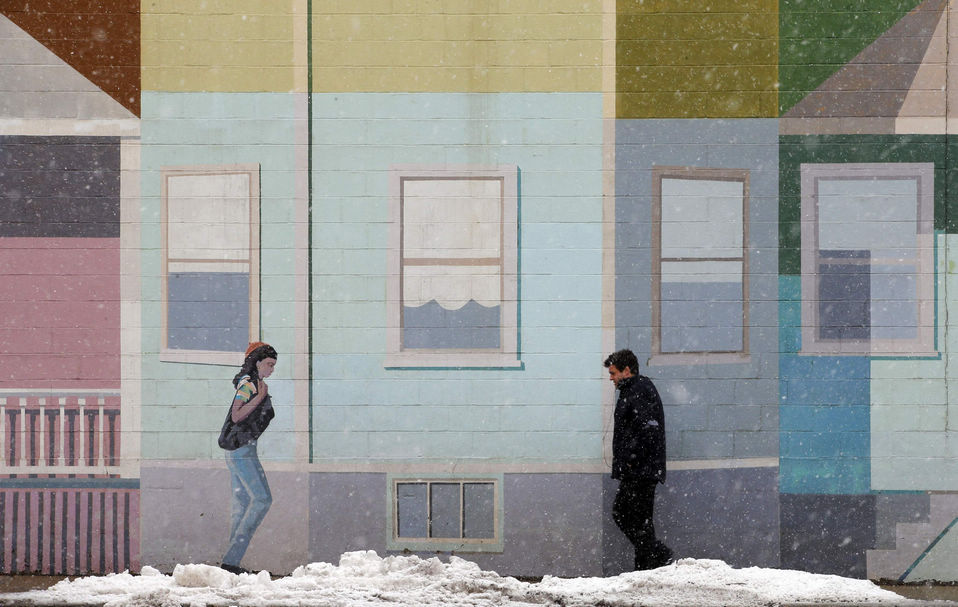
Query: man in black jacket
[{"left": 605, "top": 348, "right": 673, "bottom": 570}]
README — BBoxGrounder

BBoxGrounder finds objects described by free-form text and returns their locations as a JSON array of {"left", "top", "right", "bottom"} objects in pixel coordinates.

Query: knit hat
[{"left": 245, "top": 341, "right": 269, "bottom": 358}]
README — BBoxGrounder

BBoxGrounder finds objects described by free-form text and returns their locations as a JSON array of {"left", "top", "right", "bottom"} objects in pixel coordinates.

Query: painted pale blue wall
[
  {"left": 310, "top": 92, "right": 606, "bottom": 462},
  {"left": 614, "top": 119, "right": 780, "bottom": 462},
  {"left": 140, "top": 91, "right": 300, "bottom": 461}
]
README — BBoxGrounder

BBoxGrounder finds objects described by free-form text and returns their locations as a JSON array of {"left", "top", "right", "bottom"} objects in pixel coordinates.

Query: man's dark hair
[{"left": 604, "top": 349, "right": 639, "bottom": 374}]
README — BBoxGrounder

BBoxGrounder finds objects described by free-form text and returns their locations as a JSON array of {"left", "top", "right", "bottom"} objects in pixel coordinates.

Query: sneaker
[{"left": 221, "top": 563, "right": 251, "bottom": 575}]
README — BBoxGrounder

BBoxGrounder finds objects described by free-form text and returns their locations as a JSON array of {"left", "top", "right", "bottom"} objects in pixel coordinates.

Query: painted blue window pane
[
  {"left": 430, "top": 483, "right": 461, "bottom": 539},
  {"left": 463, "top": 483, "right": 495, "bottom": 539},
  {"left": 167, "top": 272, "right": 249, "bottom": 351},
  {"left": 818, "top": 251, "right": 870, "bottom": 341},
  {"left": 402, "top": 300, "right": 500, "bottom": 349},
  {"left": 660, "top": 282, "right": 743, "bottom": 352},
  {"left": 397, "top": 483, "right": 428, "bottom": 538}
]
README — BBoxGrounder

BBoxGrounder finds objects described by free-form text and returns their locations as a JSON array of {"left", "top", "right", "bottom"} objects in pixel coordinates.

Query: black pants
[{"left": 612, "top": 478, "right": 672, "bottom": 570}]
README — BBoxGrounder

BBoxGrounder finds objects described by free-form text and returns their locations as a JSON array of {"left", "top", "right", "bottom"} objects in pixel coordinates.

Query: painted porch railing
[
  {"left": 0, "top": 484, "right": 140, "bottom": 574},
  {"left": 0, "top": 393, "right": 138, "bottom": 573},
  {"left": 0, "top": 394, "right": 122, "bottom": 476}
]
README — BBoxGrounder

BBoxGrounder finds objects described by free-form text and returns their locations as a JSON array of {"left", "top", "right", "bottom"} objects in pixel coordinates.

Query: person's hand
[{"left": 258, "top": 379, "right": 269, "bottom": 396}]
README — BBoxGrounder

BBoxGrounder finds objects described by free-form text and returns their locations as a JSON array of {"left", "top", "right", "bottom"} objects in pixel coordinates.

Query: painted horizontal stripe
[
  {"left": 0, "top": 478, "right": 139, "bottom": 489},
  {"left": 0, "top": 119, "right": 140, "bottom": 137},
  {"left": 144, "top": 458, "right": 779, "bottom": 474}
]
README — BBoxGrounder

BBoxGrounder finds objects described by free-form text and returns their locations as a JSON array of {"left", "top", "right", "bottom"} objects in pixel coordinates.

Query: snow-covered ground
[{"left": 0, "top": 550, "right": 941, "bottom": 607}]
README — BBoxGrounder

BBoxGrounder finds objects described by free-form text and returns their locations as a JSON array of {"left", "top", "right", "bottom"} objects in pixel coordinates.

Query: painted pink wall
[{"left": 0, "top": 238, "right": 120, "bottom": 389}]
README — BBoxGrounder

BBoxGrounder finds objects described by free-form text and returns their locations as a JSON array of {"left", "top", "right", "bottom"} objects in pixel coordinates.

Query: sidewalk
[
  {"left": 1, "top": 574, "right": 957, "bottom": 606},
  {"left": 879, "top": 583, "right": 958, "bottom": 603}
]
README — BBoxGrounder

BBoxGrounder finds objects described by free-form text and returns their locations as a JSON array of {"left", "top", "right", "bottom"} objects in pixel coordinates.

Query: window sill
[
  {"left": 386, "top": 538, "right": 504, "bottom": 553},
  {"left": 159, "top": 348, "right": 243, "bottom": 366},
  {"left": 648, "top": 352, "right": 751, "bottom": 367},
  {"left": 385, "top": 352, "right": 522, "bottom": 369}
]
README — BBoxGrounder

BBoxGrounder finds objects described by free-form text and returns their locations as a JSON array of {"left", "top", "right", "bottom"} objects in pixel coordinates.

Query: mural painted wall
[
  {"left": 0, "top": 0, "right": 141, "bottom": 574},
  {"left": 4, "top": 0, "right": 958, "bottom": 583}
]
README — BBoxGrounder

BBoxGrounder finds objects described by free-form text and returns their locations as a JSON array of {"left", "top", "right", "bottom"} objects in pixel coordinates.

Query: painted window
[
  {"left": 390, "top": 478, "right": 500, "bottom": 550},
  {"left": 800, "top": 163, "right": 935, "bottom": 356},
  {"left": 386, "top": 165, "right": 519, "bottom": 368},
  {"left": 160, "top": 164, "right": 260, "bottom": 365},
  {"left": 651, "top": 167, "right": 749, "bottom": 364}
]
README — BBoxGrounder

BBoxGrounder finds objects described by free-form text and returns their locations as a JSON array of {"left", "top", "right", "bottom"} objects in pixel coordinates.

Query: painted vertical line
[
  {"left": 10, "top": 492, "right": 17, "bottom": 571},
  {"left": 0, "top": 492, "right": 5, "bottom": 571},
  {"left": 99, "top": 492, "right": 106, "bottom": 573},
  {"left": 24, "top": 491, "right": 31, "bottom": 571},
  {"left": 60, "top": 492, "right": 67, "bottom": 575},
  {"left": 111, "top": 492, "right": 118, "bottom": 573},
  {"left": 600, "top": 0, "right": 618, "bottom": 467},
  {"left": 48, "top": 491, "right": 55, "bottom": 574},
  {"left": 37, "top": 491, "right": 43, "bottom": 573},
  {"left": 307, "top": 0, "right": 314, "bottom": 463},
  {"left": 85, "top": 491, "right": 92, "bottom": 572},
  {"left": 72, "top": 491, "right": 80, "bottom": 574},
  {"left": 123, "top": 492, "right": 130, "bottom": 571},
  {"left": 945, "top": 0, "right": 951, "bottom": 437}
]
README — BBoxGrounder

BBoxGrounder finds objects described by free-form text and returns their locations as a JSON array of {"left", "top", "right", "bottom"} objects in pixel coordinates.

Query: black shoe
[
  {"left": 221, "top": 563, "right": 251, "bottom": 575},
  {"left": 652, "top": 547, "right": 674, "bottom": 568}
]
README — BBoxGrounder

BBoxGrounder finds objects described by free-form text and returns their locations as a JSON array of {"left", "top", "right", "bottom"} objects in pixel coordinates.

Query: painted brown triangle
[{"left": 1, "top": 0, "right": 140, "bottom": 116}]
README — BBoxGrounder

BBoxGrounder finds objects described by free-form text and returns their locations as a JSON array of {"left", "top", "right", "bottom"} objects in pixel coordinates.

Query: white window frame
[
  {"left": 159, "top": 164, "right": 260, "bottom": 366},
  {"left": 386, "top": 165, "right": 519, "bottom": 368},
  {"left": 387, "top": 476, "right": 503, "bottom": 553},
  {"left": 650, "top": 166, "right": 750, "bottom": 365},
  {"left": 800, "top": 162, "right": 935, "bottom": 356}
]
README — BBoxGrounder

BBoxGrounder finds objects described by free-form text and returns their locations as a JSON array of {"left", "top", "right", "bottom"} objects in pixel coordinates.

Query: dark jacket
[{"left": 612, "top": 374, "right": 666, "bottom": 483}]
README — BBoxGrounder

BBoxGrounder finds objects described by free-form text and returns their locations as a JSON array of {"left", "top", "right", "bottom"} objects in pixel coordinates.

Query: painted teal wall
[{"left": 140, "top": 92, "right": 300, "bottom": 462}]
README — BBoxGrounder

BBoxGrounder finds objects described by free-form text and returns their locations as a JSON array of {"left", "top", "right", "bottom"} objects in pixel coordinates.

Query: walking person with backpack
[{"left": 217, "top": 341, "right": 277, "bottom": 574}]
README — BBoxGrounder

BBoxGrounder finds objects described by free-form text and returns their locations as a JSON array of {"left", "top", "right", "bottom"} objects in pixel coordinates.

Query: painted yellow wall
[
  {"left": 142, "top": 0, "right": 302, "bottom": 92},
  {"left": 313, "top": 0, "right": 604, "bottom": 92}
]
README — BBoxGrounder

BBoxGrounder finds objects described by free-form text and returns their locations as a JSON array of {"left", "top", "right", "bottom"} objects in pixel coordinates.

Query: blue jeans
[{"left": 223, "top": 441, "right": 272, "bottom": 567}]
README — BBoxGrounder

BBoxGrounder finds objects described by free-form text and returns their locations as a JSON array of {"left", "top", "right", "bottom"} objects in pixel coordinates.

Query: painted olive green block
[{"left": 616, "top": 0, "right": 777, "bottom": 118}]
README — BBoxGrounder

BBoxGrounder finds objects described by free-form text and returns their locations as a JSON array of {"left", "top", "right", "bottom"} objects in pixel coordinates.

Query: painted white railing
[{"left": 0, "top": 393, "right": 122, "bottom": 476}]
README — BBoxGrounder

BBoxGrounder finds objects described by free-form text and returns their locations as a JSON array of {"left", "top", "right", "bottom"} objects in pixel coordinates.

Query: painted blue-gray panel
[
  {"left": 403, "top": 300, "right": 500, "bottom": 349},
  {"left": 430, "top": 483, "right": 461, "bottom": 539},
  {"left": 654, "top": 467, "right": 780, "bottom": 571},
  {"left": 819, "top": 251, "right": 870, "bottom": 340},
  {"left": 660, "top": 282, "right": 743, "bottom": 352},
  {"left": 397, "top": 482, "right": 428, "bottom": 538},
  {"left": 463, "top": 482, "right": 495, "bottom": 539},
  {"left": 309, "top": 473, "right": 388, "bottom": 565},
  {"left": 167, "top": 272, "right": 249, "bottom": 352}
]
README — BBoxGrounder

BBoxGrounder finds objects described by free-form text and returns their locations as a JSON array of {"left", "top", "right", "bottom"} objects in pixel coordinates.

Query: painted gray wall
[
  {"left": 141, "top": 466, "right": 309, "bottom": 574},
  {"left": 614, "top": 119, "right": 780, "bottom": 463},
  {"left": 658, "top": 467, "right": 780, "bottom": 569}
]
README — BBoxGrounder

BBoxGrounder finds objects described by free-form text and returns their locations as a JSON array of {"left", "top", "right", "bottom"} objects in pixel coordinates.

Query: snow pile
[{"left": 0, "top": 550, "right": 929, "bottom": 607}]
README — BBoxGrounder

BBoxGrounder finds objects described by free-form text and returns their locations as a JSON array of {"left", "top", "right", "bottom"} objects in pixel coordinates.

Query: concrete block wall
[{"left": 5, "top": 0, "right": 958, "bottom": 582}]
